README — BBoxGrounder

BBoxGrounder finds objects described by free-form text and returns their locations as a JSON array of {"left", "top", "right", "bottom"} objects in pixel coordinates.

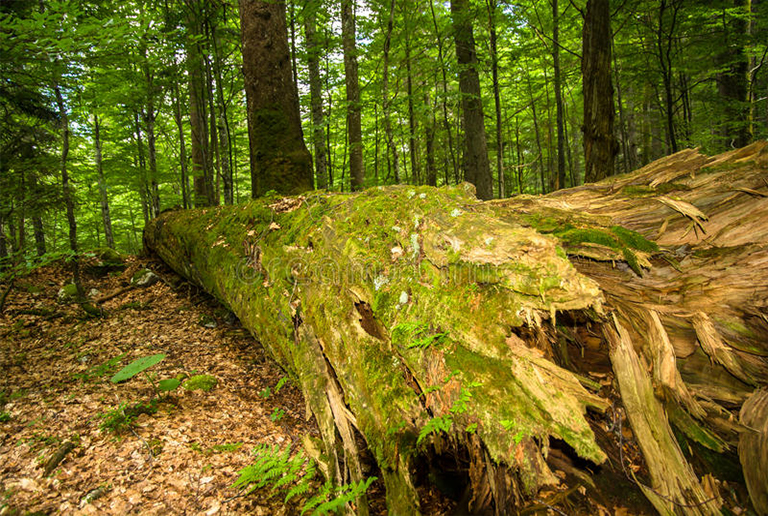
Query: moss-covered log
[{"left": 145, "top": 142, "right": 768, "bottom": 515}]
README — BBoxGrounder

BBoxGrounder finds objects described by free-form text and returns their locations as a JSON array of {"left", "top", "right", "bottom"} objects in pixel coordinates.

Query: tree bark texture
[
  {"left": 239, "top": 0, "right": 314, "bottom": 198},
  {"left": 341, "top": 0, "right": 364, "bottom": 191},
  {"left": 304, "top": 5, "right": 328, "bottom": 190},
  {"left": 93, "top": 113, "right": 115, "bottom": 249},
  {"left": 582, "top": 0, "right": 617, "bottom": 183},
  {"left": 146, "top": 143, "right": 768, "bottom": 516},
  {"left": 451, "top": 0, "right": 493, "bottom": 200}
]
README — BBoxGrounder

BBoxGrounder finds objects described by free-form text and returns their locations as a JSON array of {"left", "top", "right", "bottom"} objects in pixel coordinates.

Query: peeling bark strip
[{"left": 146, "top": 143, "right": 768, "bottom": 515}]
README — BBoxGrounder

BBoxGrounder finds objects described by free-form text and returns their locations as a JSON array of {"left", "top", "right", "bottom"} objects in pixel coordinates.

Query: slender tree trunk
[
  {"left": 54, "top": 84, "right": 81, "bottom": 292},
  {"left": 404, "top": 12, "right": 419, "bottom": 185},
  {"left": 425, "top": 94, "right": 437, "bottom": 187},
  {"left": 582, "top": 0, "right": 618, "bottom": 183},
  {"left": 204, "top": 34, "right": 220, "bottom": 206},
  {"left": 613, "top": 39, "right": 632, "bottom": 175},
  {"left": 451, "top": 0, "right": 493, "bottom": 199},
  {"left": 239, "top": 0, "right": 314, "bottom": 196},
  {"left": 211, "top": 19, "right": 234, "bottom": 204},
  {"left": 382, "top": 0, "right": 400, "bottom": 183},
  {"left": 656, "top": 0, "right": 679, "bottom": 153},
  {"left": 0, "top": 215, "right": 7, "bottom": 262},
  {"left": 172, "top": 82, "right": 191, "bottom": 209},
  {"left": 31, "top": 214, "right": 44, "bottom": 257},
  {"left": 486, "top": 0, "right": 505, "bottom": 197},
  {"left": 716, "top": 0, "right": 750, "bottom": 148},
  {"left": 188, "top": 7, "right": 212, "bottom": 207},
  {"left": 525, "top": 67, "right": 546, "bottom": 194},
  {"left": 93, "top": 113, "right": 115, "bottom": 249},
  {"left": 143, "top": 54, "right": 160, "bottom": 218},
  {"left": 552, "top": 0, "right": 566, "bottom": 190},
  {"left": 305, "top": 3, "right": 328, "bottom": 189},
  {"left": 429, "top": 0, "right": 458, "bottom": 186},
  {"left": 341, "top": 0, "right": 365, "bottom": 191},
  {"left": 133, "top": 110, "right": 150, "bottom": 225}
]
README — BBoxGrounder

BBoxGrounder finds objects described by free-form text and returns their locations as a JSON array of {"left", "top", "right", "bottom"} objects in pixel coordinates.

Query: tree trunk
[
  {"left": 404, "top": 11, "right": 419, "bottom": 185},
  {"left": 656, "top": 0, "right": 680, "bottom": 153},
  {"left": 187, "top": 2, "right": 213, "bottom": 207},
  {"left": 552, "top": 0, "right": 566, "bottom": 191},
  {"left": 143, "top": 54, "right": 160, "bottom": 218},
  {"left": 211, "top": 17, "right": 234, "bottom": 205},
  {"left": 239, "top": 0, "right": 314, "bottom": 197},
  {"left": 304, "top": 3, "right": 328, "bottom": 190},
  {"left": 147, "top": 142, "right": 768, "bottom": 516},
  {"left": 341, "top": 0, "right": 364, "bottom": 191},
  {"left": 93, "top": 113, "right": 115, "bottom": 249},
  {"left": 54, "top": 84, "right": 81, "bottom": 292},
  {"left": 715, "top": 0, "right": 750, "bottom": 149},
  {"left": 172, "top": 82, "right": 191, "bottom": 210},
  {"left": 451, "top": 0, "right": 493, "bottom": 200},
  {"left": 429, "top": 0, "right": 458, "bottom": 187},
  {"left": 486, "top": 0, "right": 505, "bottom": 197},
  {"left": 133, "top": 110, "right": 150, "bottom": 225},
  {"left": 382, "top": 0, "right": 400, "bottom": 184},
  {"left": 582, "top": 0, "right": 618, "bottom": 183},
  {"left": 32, "top": 215, "right": 45, "bottom": 257}
]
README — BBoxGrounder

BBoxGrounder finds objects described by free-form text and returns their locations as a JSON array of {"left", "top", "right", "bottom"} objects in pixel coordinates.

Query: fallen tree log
[{"left": 145, "top": 142, "right": 768, "bottom": 515}]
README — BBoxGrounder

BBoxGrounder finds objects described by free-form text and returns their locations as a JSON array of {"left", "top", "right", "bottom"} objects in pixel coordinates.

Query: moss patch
[{"left": 183, "top": 375, "right": 217, "bottom": 392}]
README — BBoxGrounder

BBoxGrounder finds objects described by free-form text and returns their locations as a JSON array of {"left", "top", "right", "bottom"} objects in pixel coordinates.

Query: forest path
[{"left": 0, "top": 256, "right": 326, "bottom": 515}]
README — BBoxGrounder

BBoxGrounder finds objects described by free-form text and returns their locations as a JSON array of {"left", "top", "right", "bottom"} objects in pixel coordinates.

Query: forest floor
[
  {"left": 0, "top": 256, "right": 413, "bottom": 516},
  {"left": 0, "top": 255, "right": 658, "bottom": 516}
]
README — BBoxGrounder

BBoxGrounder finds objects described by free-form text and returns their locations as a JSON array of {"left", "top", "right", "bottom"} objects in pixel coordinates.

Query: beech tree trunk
[
  {"left": 304, "top": 3, "right": 328, "bottom": 190},
  {"left": 146, "top": 143, "right": 768, "bottom": 516},
  {"left": 93, "top": 113, "right": 115, "bottom": 249},
  {"left": 239, "top": 0, "right": 314, "bottom": 197},
  {"left": 451, "top": 0, "right": 493, "bottom": 200},
  {"left": 341, "top": 0, "right": 364, "bottom": 191}
]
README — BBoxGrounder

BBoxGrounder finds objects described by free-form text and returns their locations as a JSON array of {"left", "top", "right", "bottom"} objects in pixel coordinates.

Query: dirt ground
[{"left": 0, "top": 256, "right": 343, "bottom": 515}]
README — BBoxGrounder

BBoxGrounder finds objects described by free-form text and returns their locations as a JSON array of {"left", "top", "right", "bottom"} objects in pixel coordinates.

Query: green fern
[
  {"left": 417, "top": 414, "right": 453, "bottom": 445},
  {"left": 392, "top": 321, "right": 449, "bottom": 350},
  {"left": 232, "top": 442, "right": 375, "bottom": 515},
  {"left": 231, "top": 444, "right": 312, "bottom": 495}
]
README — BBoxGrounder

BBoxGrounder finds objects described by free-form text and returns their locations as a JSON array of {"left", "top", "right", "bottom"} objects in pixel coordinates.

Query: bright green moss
[
  {"left": 555, "top": 228, "right": 620, "bottom": 249},
  {"left": 611, "top": 226, "right": 659, "bottom": 252}
]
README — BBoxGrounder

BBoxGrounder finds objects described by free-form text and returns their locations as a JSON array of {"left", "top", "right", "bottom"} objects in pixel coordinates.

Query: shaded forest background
[{"left": 1, "top": 0, "right": 767, "bottom": 260}]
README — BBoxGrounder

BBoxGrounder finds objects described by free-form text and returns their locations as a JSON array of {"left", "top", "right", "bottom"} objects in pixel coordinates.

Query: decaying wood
[
  {"left": 146, "top": 142, "right": 768, "bottom": 515},
  {"left": 44, "top": 440, "right": 75, "bottom": 477}
]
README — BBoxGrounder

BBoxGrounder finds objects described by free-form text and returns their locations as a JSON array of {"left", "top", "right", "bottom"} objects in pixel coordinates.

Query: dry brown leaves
[{"left": 0, "top": 257, "right": 317, "bottom": 515}]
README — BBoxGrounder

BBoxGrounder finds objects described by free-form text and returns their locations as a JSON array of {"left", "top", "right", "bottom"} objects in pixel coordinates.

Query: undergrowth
[{"left": 232, "top": 443, "right": 376, "bottom": 515}]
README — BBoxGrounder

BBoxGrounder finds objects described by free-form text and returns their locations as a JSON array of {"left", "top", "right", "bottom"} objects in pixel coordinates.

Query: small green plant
[
  {"left": 259, "top": 387, "right": 272, "bottom": 399},
  {"left": 0, "top": 412, "right": 11, "bottom": 423},
  {"left": 98, "top": 399, "right": 158, "bottom": 434},
  {"left": 111, "top": 354, "right": 166, "bottom": 383},
  {"left": 417, "top": 381, "right": 482, "bottom": 446},
  {"left": 392, "top": 321, "right": 449, "bottom": 350},
  {"left": 270, "top": 408, "right": 285, "bottom": 422},
  {"left": 231, "top": 443, "right": 375, "bottom": 515},
  {"left": 74, "top": 353, "right": 127, "bottom": 382}
]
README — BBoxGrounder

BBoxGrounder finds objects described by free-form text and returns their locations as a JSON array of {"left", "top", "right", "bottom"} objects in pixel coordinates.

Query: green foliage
[
  {"left": 74, "top": 353, "right": 127, "bottom": 382},
  {"left": 98, "top": 399, "right": 158, "bottom": 434},
  {"left": 232, "top": 443, "right": 375, "bottom": 515},
  {"left": 0, "top": 412, "right": 11, "bottom": 423},
  {"left": 555, "top": 228, "right": 620, "bottom": 249},
  {"left": 610, "top": 226, "right": 659, "bottom": 253},
  {"left": 157, "top": 378, "right": 181, "bottom": 392},
  {"left": 303, "top": 477, "right": 376, "bottom": 516},
  {"left": 391, "top": 321, "right": 449, "bottom": 350},
  {"left": 270, "top": 408, "right": 285, "bottom": 422},
  {"left": 110, "top": 354, "right": 165, "bottom": 383},
  {"left": 417, "top": 415, "right": 453, "bottom": 446},
  {"left": 182, "top": 374, "right": 217, "bottom": 392},
  {"left": 232, "top": 444, "right": 313, "bottom": 496}
]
